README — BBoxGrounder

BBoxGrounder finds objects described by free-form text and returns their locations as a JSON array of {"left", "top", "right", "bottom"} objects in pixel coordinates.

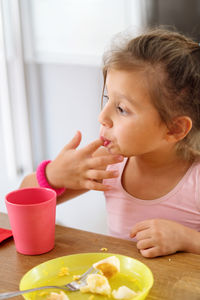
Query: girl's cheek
[{"left": 116, "top": 126, "right": 128, "bottom": 138}]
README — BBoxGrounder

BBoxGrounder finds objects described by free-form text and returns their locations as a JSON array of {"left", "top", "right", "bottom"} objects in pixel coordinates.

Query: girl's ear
[{"left": 166, "top": 116, "right": 192, "bottom": 142}]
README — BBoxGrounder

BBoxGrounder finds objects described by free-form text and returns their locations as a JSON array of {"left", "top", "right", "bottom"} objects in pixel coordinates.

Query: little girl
[{"left": 20, "top": 28, "right": 200, "bottom": 258}]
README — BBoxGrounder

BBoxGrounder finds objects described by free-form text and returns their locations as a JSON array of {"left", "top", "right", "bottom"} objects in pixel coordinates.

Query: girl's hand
[
  {"left": 130, "top": 219, "right": 195, "bottom": 258},
  {"left": 46, "top": 131, "right": 123, "bottom": 191}
]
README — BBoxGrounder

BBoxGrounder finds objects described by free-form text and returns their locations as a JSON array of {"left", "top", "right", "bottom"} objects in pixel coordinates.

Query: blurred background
[{"left": 0, "top": 0, "right": 200, "bottom": 234}]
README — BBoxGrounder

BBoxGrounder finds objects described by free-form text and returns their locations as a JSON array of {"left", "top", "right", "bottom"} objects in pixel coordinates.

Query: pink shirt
[{"left": 104, "top": 158, "right": 200, "bottom": 240}]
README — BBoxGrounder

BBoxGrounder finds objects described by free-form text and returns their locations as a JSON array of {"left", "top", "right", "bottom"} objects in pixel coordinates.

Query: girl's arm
[
  {"left": 19, "top": 131, "right": 123, "bottom": 203},
  {"left": 130, "top": 219, "right": 200, "bottom": 258},
  {"left": 20, "top": 172, "right": 87, "bottom": 203}
]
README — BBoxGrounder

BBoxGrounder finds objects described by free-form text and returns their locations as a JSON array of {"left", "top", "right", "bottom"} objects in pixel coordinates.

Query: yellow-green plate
[{"left": 20, "top": 253, "right": 154, "bottom": 300}]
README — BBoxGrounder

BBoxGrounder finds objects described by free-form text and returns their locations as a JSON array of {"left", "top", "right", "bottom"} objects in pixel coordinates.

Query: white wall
[
  {"left": 26, "top": 63, "right": 108, "bottom": 234},
  {"left": 40, "top": 64, "right": 102, "bottom": 157},
  {"left": 0, "top": 62, "right": 108, "bottom": 235}
]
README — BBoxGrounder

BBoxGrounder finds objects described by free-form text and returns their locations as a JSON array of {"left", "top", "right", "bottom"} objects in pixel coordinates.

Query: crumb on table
[{"left": 100, "top": 247, "right": 108, "bottom": 252}]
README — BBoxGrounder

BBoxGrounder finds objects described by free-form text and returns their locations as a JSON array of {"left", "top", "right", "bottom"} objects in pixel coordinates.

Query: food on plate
[
  {"left": 93, "top": 255, "right": 120, "bottom": 278},
  {"left": 72, "top": 274, "right": 81, "bottom": 280},
  {"left": 38, "top": 291, "right": 49, "bottom": 297},
  {"left": 58, "top": 267, "right": 70, "bottom": 277},
  {"left": 112, "top": 286, "right": 137, "bottom": 299},
  {"left": 46, "top": 291, "right": 69, "bottom": 300},
  {"left": 43, "top": 256, "right": 137, "bottom": 299},
  {"left": 80, "top": 274, "right": 111, "bottom": 296}
]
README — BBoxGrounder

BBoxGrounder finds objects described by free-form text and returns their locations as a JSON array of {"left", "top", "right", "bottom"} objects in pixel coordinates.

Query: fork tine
[
  {"left": 65, "top": 266, "right": 98, "bottom": 291},
  {"left": 64, "top": 283, "right": 77, "bottom": 291},
  {"left": 79, "top": 266, "right": 96, "bottom": 280}
]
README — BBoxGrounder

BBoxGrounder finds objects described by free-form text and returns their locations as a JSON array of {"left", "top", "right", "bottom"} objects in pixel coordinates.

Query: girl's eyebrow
[
  {"left": 116, "top": 92, "right": 139, "bottom": 107},
  {"left": 105, "top": 86, "right": 135, "bottom": 102},
  {"left": 105, "top": 86, "right": 140, "bottom": 107}
]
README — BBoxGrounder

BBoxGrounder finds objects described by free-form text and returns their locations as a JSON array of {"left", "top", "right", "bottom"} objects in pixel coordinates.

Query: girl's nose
[{"left": 98, "top": 106, "right": 113, "bottom": 128}]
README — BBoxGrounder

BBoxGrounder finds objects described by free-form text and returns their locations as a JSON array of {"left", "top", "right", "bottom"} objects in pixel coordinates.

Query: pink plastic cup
[{"left": 5, "top": 187, "right": 56, "bottom": 255}]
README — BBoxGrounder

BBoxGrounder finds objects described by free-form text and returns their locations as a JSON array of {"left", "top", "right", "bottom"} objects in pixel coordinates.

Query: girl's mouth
[{"left": 100, "top": 136, "right": 111, "bottom": 147}]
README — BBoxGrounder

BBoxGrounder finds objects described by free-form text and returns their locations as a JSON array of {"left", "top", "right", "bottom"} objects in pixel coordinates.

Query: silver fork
[{"left": 0, "top": 266, "right": 98, "bottom": 299}]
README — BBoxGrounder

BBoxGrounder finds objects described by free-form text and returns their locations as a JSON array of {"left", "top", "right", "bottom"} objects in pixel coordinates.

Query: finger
[
  {"left": 86, "top": 169, "right": 119, "bottom": 181},
  {"left": 84, "top": 180, "right": 112, "bottom": 191},
  {"left": 88, "top": 155, "right": 124, "bottom": 169},
  {"left": 137, "top": 238, "right": 153, "bottom": 250},
  {"left": 130, "top": 221, "right": 150, "bottom": 238},
  {"left": 140, "top": 246, "right": 160, "bottom": 258},
  {"left": 64, "top": 131, "right": 82, "bottom": 150},
  {"left": 135, "top": 228, "right": 151, "bottom": 241},
  {"left": 81, "top": 139, "right": 103, "bottom": 155}
]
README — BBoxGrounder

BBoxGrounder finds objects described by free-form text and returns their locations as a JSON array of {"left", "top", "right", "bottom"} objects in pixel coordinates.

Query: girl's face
[{"left": 99, "top": 69, "right": 169, "bottom": 157}]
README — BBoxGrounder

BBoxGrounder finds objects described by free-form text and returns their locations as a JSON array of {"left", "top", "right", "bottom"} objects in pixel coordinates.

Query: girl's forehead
[
  {"left": 106, "top": 69, "right": 150, "bottom": 93},
  {"left": 106, "top": 68, "right": 150, "bottom": 83},
  {"left": 105, "top": 69, "right": 155, "bottom": 108}
]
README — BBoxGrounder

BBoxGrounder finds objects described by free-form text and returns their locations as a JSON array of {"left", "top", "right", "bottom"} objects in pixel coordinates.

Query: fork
[{"left": 0, "top": 266, "right": 98, "bottom": 299}]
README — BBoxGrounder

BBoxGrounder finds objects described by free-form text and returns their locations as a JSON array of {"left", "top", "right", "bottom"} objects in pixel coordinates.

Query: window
[{"left": 0, "top": 0, "right": 33, "bottom": 212}]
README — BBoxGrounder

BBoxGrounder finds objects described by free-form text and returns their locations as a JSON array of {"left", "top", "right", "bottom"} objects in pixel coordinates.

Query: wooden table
[{"left": 0, "top": 212, "right": 200, "bottom": 299}]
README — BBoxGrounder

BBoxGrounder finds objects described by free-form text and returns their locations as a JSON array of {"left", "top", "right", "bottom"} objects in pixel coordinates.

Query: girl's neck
[
  {"left": 123, "top": 149, "right": 193, "bottom": 200},
  {"left": 129, "top": 149, "right": 192, "bottom": 175}
]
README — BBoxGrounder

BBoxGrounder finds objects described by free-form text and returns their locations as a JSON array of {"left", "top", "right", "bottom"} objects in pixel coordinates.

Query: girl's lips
[
  {"left": 100, "top": 136, "right": 111, "bottom": 147},
  {"left": 103, "top": 140, "right": 111, "bottom": 147}
]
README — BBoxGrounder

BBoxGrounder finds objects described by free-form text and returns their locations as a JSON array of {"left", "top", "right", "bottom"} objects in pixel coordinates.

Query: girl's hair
[{"left": 102, "top": 27, "right": 200, "bottom": 161}]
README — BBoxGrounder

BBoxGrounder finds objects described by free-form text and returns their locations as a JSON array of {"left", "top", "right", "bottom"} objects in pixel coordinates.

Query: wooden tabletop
[{"left": 0, "top": 212, "right": 200, "bottom": 300}]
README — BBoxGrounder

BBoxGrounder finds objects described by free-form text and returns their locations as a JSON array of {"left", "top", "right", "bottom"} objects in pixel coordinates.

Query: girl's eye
[
  {"left": 102, "top": 95, "right": 128, "bottom": 115},
  {"left": 116, "top": 105, "right": 128, "bottom": 115}
]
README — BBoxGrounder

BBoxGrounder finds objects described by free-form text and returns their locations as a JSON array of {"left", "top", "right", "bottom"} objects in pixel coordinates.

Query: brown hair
[{"left": 102, "top": 27, "right": 200, "bottom": 160}]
